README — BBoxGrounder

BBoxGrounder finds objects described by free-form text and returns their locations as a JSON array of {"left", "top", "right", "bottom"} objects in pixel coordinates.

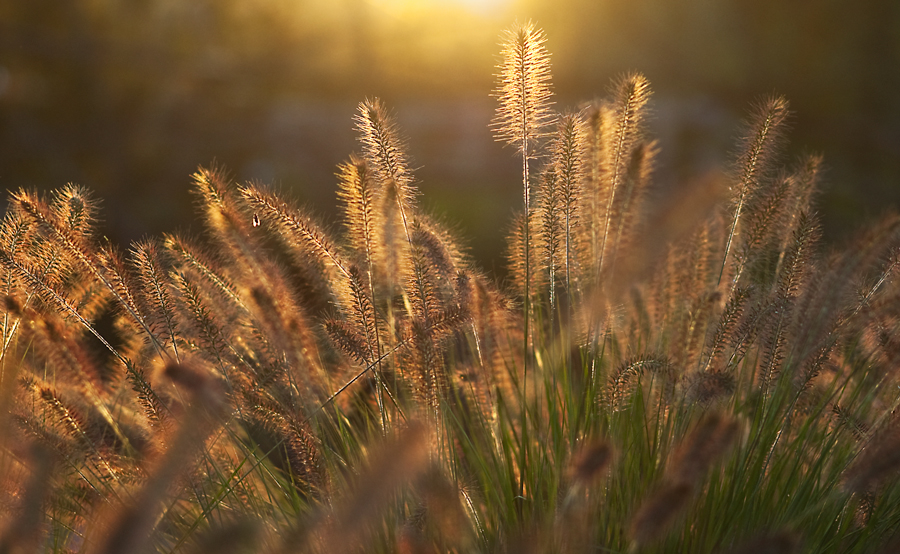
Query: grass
[{"left": 1, "top": 21, "right": 900, "bottom": 553}]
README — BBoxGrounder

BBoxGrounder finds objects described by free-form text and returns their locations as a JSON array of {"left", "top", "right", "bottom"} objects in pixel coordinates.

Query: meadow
[{"left": 1, "top": 22, "right": 899, "bottom": 553}]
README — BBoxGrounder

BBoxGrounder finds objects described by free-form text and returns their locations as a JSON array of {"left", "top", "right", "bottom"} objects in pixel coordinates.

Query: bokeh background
[{"left": 2, "top": 0, "right": 898, "bottom": 276}]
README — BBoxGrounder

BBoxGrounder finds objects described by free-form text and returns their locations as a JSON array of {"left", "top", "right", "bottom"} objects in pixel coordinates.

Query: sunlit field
[{"left": 2, "top": 3, "right": 900, "bottom": 553}]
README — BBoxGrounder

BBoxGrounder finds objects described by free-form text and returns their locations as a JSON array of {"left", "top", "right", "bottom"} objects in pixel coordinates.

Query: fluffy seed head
[{"left": 492, "top": 20, "right": 555, "bottom": 157}]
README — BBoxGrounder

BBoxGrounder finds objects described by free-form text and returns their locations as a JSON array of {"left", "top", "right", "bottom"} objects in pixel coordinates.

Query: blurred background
[{"left": 2, "top": 0, "right": 899, "bottom": 276}]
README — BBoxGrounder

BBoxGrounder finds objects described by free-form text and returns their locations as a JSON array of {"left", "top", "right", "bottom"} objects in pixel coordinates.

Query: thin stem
[{"left": 520, "top": 114, "right": 530, "bottom": 506}]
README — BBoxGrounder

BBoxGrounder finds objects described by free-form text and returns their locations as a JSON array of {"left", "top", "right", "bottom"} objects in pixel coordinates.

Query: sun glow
[
  {"left": 348, "top": 0, "right": 510, "bottom": 92},
  {"left": 367, "top": 0, "right": 511, "bottom": 17}
]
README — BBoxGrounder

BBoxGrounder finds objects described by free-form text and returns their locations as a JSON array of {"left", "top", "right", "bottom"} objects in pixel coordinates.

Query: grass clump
[{"left": 1, "top": 21, "right": 900, "bottom": 554}]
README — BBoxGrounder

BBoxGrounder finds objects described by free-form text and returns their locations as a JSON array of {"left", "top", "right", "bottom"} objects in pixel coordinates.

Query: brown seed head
[
  {"left": 569, "top": 439, "right": 614, "bottom": 485},
  {"left": 629, "top": 481, "right": 693, "bottom": 547},
  {"left": 669, "top": 412, "right": 740, "bottom": 485}
]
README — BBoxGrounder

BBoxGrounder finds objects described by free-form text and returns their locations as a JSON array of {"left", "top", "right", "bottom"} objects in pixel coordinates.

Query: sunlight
[
  {"left": 349, "top": 0, "right": 509, "bottom": 90},
  {"left": 367, "top": 0, "right": 511, "bottom": 17}
]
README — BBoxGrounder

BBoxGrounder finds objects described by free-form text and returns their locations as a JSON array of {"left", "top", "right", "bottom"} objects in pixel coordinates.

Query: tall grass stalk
[{"left": 492, "top": 20, "right": 554, "bottom": 503}]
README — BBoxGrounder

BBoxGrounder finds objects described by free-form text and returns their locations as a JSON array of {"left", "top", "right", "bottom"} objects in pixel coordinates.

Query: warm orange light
[{"left": 367, "top": 0, "right": 511, "bottom": 17}]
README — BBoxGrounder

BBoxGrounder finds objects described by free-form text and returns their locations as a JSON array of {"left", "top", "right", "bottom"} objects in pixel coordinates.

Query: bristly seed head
[
  {"left": 685, "top": 370, "right": 736, "bottom": 405},
  {"left": 492, "top": 20, "right": 555, "bottom": 157}
]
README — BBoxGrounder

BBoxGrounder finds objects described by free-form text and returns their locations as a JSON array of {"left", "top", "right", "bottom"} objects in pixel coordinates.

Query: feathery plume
[
  {"left": 49, "top": 184, "right": 99, "bottom": 243},
  {"left": 492, "top": 20, "right": 555, "bottom": 160},
  {"left": 606, "top": 356, "right": 671, "bottom": 410},
  {"left": 240, "top": 183, "right": 347, "bottom": 278},
  {"left": 596, "top": 73, "right": 652, "bottom": 279},
  {"left": 757, "top": 212, "right": 818, "bottom": 389},
  {"left": 171, "top": 272, "right": 230, "bottom": 364},
  {"left": 719, "top": 96, "right": 790, "bottom": 286},
  {"left": 335, "top": 158, "right": 387, "bottom": 417},
  {"left": 163, "top": 233, "right": 246, "bottom": 312},
  {"left": 684, "top": 370, "right": 736, "bottom": 405},
  {"left": 581, "top": 103, "right": 612, "bottom": 282},
  {"left": 355, "top": 99, "right": 418, "bottom": 256},
  {"left": 703, "top": 286, "right": 752, "bottom": 372},
  {"left": 325, "top": 317, "right": 370, "bottom": 365},
  {"left": 607, "top": 139, "right": 656, "bottom": 278},
  {"left": 246, "top": 404, "right": 323, "bottom": 494},
  {"left": 125, "top": 362, "right": 168, "bottom": 427},
  {"left": 730, "top": 173, "right": 791, "bottom": 289},
  {"left": 131, "top": 239, "right": 180, "bottom": 358},
  {"left": 337, "top": 155, "right": 378, "bottom": 272},
  {"left": 831, "top": 404, "right": 870, "bottom": 442},
  {"left": 96, "top": 243, "right": 144, "bottom": 333},
  {"left": 780, "top": 155, "right": 821, "bottom": 242},
  {"left": 355, "top": 99, "right": 416, "bottom": 202},
  {"left": 493, "top": 22, "right": 554, "bottom": 434},
  {"left": 0, "top": 246, "right": 127, "bottom": 366},
  {"left": 10, "top": 188, "right": 162, "bottom": 359},
  {"left": 506, "top": 210, "right": 545, "bottom": 300},
  {"left": 551, "top": 112, "right": 587, "bottom": 294}
]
